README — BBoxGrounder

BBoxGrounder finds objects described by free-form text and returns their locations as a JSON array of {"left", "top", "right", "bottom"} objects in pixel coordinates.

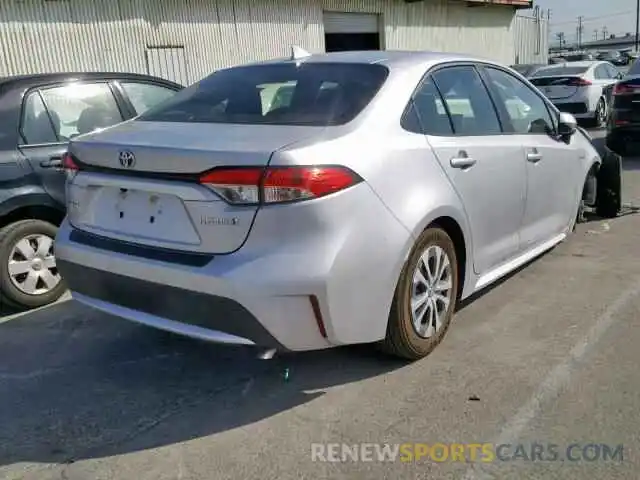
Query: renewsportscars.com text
[{"left": 311, "top": 443, "right": 624, "bottom": 463}]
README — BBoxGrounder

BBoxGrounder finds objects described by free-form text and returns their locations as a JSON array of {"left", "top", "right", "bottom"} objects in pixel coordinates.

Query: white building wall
[
  {"left": 512, "top": 13, "right": 549, "bottom": 64},
  {"left": 0, "top": 0, "right": 518, "bottom": 83}
]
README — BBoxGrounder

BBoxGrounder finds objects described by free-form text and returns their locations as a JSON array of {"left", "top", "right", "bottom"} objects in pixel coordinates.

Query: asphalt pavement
[{"left": 1, "top": 129, "right": 640, "bottom": 480}]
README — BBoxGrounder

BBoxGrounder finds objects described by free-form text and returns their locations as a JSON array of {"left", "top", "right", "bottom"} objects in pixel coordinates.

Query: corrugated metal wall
[
  {"left": 512, "top": 13, "right": 549, "bottom": 64},
  {"left": 0, "top": 0, "right": 519, "bottom": 83}
]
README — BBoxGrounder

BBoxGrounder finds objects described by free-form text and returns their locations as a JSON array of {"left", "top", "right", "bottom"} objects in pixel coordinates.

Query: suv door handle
[
  {"left": 40, "top": 157, "right": 63, "bottom": 168},
  {"left": 527, "top": 150, "right": 543, "bottom": 163},
  {"left": 450, "top": 151, "right": 476, "bottom": 169}
]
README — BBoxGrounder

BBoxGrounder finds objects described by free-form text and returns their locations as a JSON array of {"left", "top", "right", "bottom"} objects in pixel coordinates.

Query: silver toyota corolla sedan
[{"left": 55, "top": 50, "right": 608, "bottom": 360}]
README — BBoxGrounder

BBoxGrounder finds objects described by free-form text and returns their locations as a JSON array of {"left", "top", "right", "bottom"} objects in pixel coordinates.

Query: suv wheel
[
  {"left": 381, "top": 227, "right": 459, "bottom": 360},
  {"left": 0, "top": 220, "right": 66, "bottom": 310}
]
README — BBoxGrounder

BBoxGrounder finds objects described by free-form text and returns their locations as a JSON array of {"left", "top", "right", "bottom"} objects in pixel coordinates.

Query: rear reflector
[
  {"left": 62, "top": 152, "right": 79, "bottom": 171},
  {"left": 568, "top": 78, "right": 592, "bottom": 86},
  {"left": 199, "top": 166, "right": 362, "bottom": 205}
]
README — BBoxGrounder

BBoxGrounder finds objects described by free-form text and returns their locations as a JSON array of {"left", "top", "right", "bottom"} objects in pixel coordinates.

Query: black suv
[
  {"left": 605, "top": 58, "right": 640, "bottom": 155},
  {"left": 0, "top": 72, "right": 182, "bottom": 309}
]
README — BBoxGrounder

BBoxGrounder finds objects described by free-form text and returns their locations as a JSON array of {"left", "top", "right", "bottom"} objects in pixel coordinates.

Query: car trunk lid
[
  {"left": 530, "top": 76, "right": 584, "bottom": 99},
  {"left": 67, "top": 121, "right": 318, "bottom": 254}
]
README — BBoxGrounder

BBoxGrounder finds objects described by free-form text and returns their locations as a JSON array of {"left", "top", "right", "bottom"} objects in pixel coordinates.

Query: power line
[
  {"left": 635, "top": 0, "right": 640, "bottom": 52},
  {"left": 550, "top": 10, "right": 636, "bottom": 27}
]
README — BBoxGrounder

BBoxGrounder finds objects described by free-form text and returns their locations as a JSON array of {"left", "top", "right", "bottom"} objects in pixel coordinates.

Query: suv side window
[
  {"left": 431, "top": 66, "right": 502, "bottom": 135},
  {"left": 21, "top": 91, "right": 58, "bottom": 145},
  {"left": 38, "top": 83, "right": 123, "bottom": 141},
  {"left": 120, "top": 82, "right": 177, "bottom": 115},
  {"left": 483, "top": 67, "right": 556, "bottom": 135}
]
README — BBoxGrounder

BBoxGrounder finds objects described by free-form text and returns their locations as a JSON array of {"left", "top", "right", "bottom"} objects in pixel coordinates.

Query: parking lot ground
[{"left": 1, "top": 131, "right": 640, "bottom": 480}]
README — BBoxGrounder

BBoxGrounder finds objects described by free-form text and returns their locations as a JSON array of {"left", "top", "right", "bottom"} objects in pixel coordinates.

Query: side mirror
[{"left": 557, "top": 112, "right": 577, "bottom": 136}]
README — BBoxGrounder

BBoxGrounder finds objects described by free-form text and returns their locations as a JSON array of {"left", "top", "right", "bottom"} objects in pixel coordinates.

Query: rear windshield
[
  {"left": 628, "top": 59, "right": 640, "bottom": 75},
  {"left": 138, "top": 63, "right": 389, "bottom": 126},
  {"left": 531, "top": 65, "right": 589, "bottom": 77}
]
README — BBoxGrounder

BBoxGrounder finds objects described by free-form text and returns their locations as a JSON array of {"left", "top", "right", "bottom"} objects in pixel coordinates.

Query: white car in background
[{"left": 529, "top": 61, "right": 622, "bottom": 127}]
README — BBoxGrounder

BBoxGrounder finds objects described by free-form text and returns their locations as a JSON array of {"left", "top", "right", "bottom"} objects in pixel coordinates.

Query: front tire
[
  {"left": 0, "top": 220, "right": 66, "bottom": 310},
  {"left": 381, "top": 227, "right": 459, "bottom": 360}
]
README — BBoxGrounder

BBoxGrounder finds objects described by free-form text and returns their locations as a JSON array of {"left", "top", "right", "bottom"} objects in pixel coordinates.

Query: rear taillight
[
  {"left": 613, "top": 83, "right": 635, "bottom": 95},
  {"left": 62, "top": 152, "right": 79, "bottom": 171},
  {"left": 199, "top": 166, "right": 362, "bottom": 205},
  {"left": 569, "top": 78, "right": 592, "bottom": 86}
]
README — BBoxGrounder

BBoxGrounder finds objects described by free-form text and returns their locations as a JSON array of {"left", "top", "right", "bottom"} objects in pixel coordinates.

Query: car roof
[
  {"left": 0, "top": 71, "right": 182, "bottom": 89},
  {"left": 246, "top": 50, "right": 495, "bottom": 70}
]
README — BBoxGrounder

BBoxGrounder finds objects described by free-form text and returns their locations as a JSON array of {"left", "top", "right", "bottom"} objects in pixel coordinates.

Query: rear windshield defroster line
[{"left": 138, "top": 62, "right": 389, "bottom": 127}]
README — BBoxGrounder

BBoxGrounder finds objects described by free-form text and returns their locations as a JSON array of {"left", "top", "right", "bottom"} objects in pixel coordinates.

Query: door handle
[
  {"left": 40, "top": 157, "right": 63, "bottom": 169},
  {"left": 450, "top": 151, "right": 476, "bottom": 169},
  {"left": 527, "top": 150, "right": 543, "bottom": 163}
]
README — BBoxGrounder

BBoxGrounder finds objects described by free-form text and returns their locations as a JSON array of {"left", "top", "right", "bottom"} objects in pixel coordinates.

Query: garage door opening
[{"left": 323, "top": 12, "right": 381, "bottom": 52}]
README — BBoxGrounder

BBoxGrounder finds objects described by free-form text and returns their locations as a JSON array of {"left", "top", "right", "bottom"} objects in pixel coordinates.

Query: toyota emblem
[{"left": 118, "top": 150, "right": 135, "bottom": 168}]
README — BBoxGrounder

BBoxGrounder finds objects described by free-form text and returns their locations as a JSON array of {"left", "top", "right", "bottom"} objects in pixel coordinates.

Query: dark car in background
[
  {"left": 605, "top": 58, "right": 640, "bottom": 155},
  {"left": 0, "top": 72, "right": 182, "bottom": 309},
  {"left": 509, "top": 63, "right": 546, "bottom": 78},
  {"left": 597, "top": 50, "right": 628, "bottom": 66}
]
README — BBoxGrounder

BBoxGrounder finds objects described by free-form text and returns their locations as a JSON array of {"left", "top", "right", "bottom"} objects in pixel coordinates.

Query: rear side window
[
  {"left": 138, "top": 63, "right": 389, "bottom": 126},
  {"left": 431, "top": 66, "right": 502, "bottom": 136},
  {"left": 404, "top": 76, "right": 453, "bottom": 136},
  {"left": 120, "top": 82, "right": 178, "bottom": 115}
]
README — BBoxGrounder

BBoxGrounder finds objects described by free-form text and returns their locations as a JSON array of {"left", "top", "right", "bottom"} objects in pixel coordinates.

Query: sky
[{"left": 530, "top": 0, "right": 639, "bottom": 45}]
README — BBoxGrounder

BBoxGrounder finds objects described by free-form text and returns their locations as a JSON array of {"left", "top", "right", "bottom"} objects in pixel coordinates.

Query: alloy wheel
[{"left": 410, "top": 245, "right": 454, "bottom": 338}]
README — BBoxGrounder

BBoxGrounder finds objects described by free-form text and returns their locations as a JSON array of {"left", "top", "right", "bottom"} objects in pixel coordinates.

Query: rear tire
[
  {"left": 381, "top": 227, "right": 459, "bottom": 361},
  {"left": 0, "top": 220, "right": 66, "bottom": 310},
  {"left": 596, "top": 150, "right": 622, "bottom": 219},
  {"left": 592, "top": 98, "right": 607, "bottom": 129}
]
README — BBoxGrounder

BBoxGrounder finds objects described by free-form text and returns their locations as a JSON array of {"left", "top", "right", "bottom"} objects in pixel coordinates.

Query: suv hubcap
[
  {"left": 8, "top": 234, "right": 60, "bottom": 295},
  {"left": 411, "top": 245, "right": 453, "bottom": 338}
]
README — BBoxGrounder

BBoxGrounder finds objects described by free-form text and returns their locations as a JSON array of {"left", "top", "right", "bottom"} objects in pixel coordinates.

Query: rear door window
[
  {"left": 120, "top": 82, "right": 178, "bottom": 115},
  {"left": 431, "top": 66, "right": 502, "bottom": 135},
  {"left": 138, "top": 63, "right": 389, "bottom": 126},
  {"left": 39, "top": 83, "right": 124, "bottom": 140},
  {"left": 21, "top": 91, "right": 58, "bottom": 145},
  {"left": 594, "top": 65, "right": 608, "bottom": 79}
]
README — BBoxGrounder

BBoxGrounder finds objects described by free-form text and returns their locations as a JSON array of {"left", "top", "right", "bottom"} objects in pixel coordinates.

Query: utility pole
[
  {"left": 603, "top": 26, "right": 608, "bottom": 40},
  {"left": 556, "top": 32, "right": 565, "bottom": 49},
  {"left": 594, "top": 30, "right": 598, "bottom": 41},
  {"left": 635, "top": 0, "right": 639, "bottom": 51},
  {"left": 577, "top": 16, "right": 584, "bottom": 49}
]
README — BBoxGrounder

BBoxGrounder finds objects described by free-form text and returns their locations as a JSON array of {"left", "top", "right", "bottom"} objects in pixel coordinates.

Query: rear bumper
[
  {"left": 59, "top": 259, "right": 283, "bottom": 348},
  {"left": 54, "top": 182, "right": 413, "bottom": 351},
  {"left": 551, "top": 101, "right": 590, "bottom": 116}
]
